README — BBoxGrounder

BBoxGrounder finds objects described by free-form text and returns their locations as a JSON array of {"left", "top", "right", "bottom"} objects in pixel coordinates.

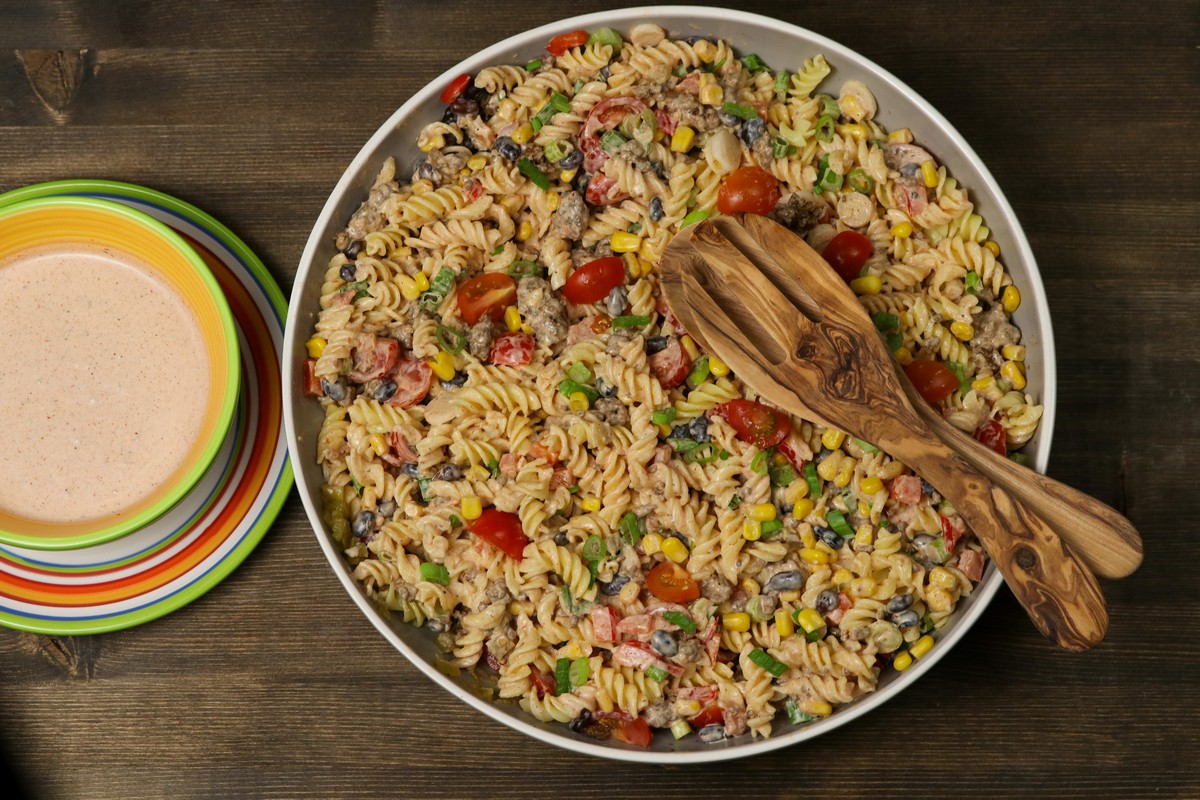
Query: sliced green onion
[
  {"left": 600, "top": 129, "right": 627, "bottom": 153},
  {"left": 1009, "top": 452, "right": 1031, "bottom": 467},
  {"left": 774, "top": 70, "right": 790, "bottom": 93},
  {"left": 805, "top": 625, "right": 826, "bottom": 642},
  {"left": 772, "top": 135, "right": 793, "bottom": 159},
  {"left": 507, "top": 259, "right": 539, "bottom": 278},
  {"left": 586, "top": 26, "right": 622, "bottom": 48},
  {"left": 847, "top": 168, "right": 874, "bottom": 194},
  {"left": 920, "top": 615, "right": 936, "bottom": 634},
  {"left": 560, "top": 585, "right": 575, "bottom": 614},
  {"left": 449, "top": 514, "right": 462, "bottom": 528},
  {"left": 517, "top": 158, "right": 551, "bottom": 191},
  {"left": 339, "top": 280, "right": 370, "bottom": 300},
  {"left": 423, "top": 267, "right": 455, "bottom": 303},
  {"left": 687, "top": 355, "right": 710, "bottom": 385},
  {"left": 854, "top": 438, "right": 880, "bottom": 454},
  {"left": 581, "top": 534, "right": 607, "bottom": 563},
  {"left": 663, "top": 610, "right": 697, "bottom": 633},
  {"left": 879, "top": 518, "right": 890, "bottom": 529},
  {"left": 611, "top": 315, "right": 650, "bottom": 328},
  {"left": 770, "top": 464, "right": 797, "bottom": 487},
  {"left": 420, "top": 562, "right": 450, "bottom": 585},
  {"left": 728, "top": 495, "right": 742, "bottom": 510},
  {"left": 785, "top": 698, "right": 817, "bottom": 725},
  {"left": 704, "top": 56, "right": 726, "bottom": 73},
  {"left": 567, "top": 362, "right": 592, "bottom": 383},
  {"left": 626, "top": 221, "right": 642, "bottom": 234},
  {"left": 619, "top": 512, "right": 645, "bottom": 546},
  {"left": 531, "top": 105, "right": 552, "bottom": 130},
  {"left": 646, "top": 665, "right": 669, "bottom": 683},
  {"left": 568, "top": 656, "right": 590, "bottom": 690},
  {"left": 435, "top": 324, "right": 466, "bottom": 354},
  {"left": 651, "top": 407, "right": 677, "bottom": 426},
  {"left": 525, "top": 58, "right": 543, "bottom": 71},
  {"left": 668, "top": 437, "right": 701, "bottom": 454},
  {"left": 721, "top": 101, "right": 758, "bottom": 120},
  {"left": 680, "top": 208, "right": 710, "bottom": 228},
  {"left": 820, "top": 95, "right": 841, "bottom": 117},
  {"left": 760, "top": 519, "right": 784, "bottom": 539},
  {"left": 350, "top": 477, "right": 365, "bottom": 496},
  {"left": 751, "top": 450, "right": 769, "bottom": 475},
  {"left": 740, "top": 53, "right": 769, "bottom": 73},
  {"left": 826, "top": 508, "right": 854, "bottom": 538},
  {"left": 965, "top": 271, "right": 982, "bottom": 295},
  {"left": 670, "top": 719, "right": 693, "bottom": 739},
  {"left": 417, "top": 477, "right": 433, "bottom": 501},
  {"left": 491, "top": 244, "right": 504, "bottom": 256},
  {"left": 549, "top": 91, "right": 571, "bottom": 113},
  {"left": 931, "top": 536, "right": 950, "bottom": 563},
  {"left": 672, "top": 64, "right": 688, "bottom": 78},
  {"left": 487, "top": 458, "right": 500, "bottom": 478},
  {"left": 813, "top": 114, "right": 836, "bottom": 143},
  {"left": 816, "top": 159, "right": 843, "bottom": 193},
  {"left": 718, "top": 449, "right": 731, "bottom": 460},
  {"left": 872, "top": 311, "right": 900, "bottom": 333},
  {"left": 946, "top": 361, "right": 970, "bottom": 392},
  {"left": 748, "top": 648, "right": 787, "bottom": 677},
  {"left": 558, "top": 379, "right": 599, "bottom": 404},
  {"left": 554, "top": 657, "right": 571, "bottom": 695},
  {"left": 683, "top": 443, "right": 719, "bottom": 465},
  {"left": 885, "top": 333, "right": 904, "bottom": 351},
  {"left": 804, "top": 462, "right": 821, "bottom": 497},
  {"left": 543, "top": 139, "right": 570, "bottom": 163}
]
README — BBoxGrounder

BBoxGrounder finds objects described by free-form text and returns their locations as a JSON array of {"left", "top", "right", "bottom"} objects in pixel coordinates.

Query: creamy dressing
[{"left": 0, "top": 244, "right": 210, "bottom": 524}]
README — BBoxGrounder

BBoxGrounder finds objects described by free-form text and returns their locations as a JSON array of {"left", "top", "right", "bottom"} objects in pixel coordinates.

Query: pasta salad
[{"left": 304, "top": 23, "right": 1042, "bottom": 746}]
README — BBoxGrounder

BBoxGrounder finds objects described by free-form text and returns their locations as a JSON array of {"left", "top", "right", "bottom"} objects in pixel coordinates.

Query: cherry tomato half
[
  {"left": 974, "top": 418, "right": 1007, "bottom": 455},
  {"left": 547, "top": 30, "right": 589, "bottom": 56},
  {"left": 822, "top": 230, "right": 874, "bottom": 282},
  {"left": 716, "top": 166, "right": 780, "bottom": 215},
  {"left": 439, "top": 73, "right": 471, "bottom": 104},
  {"left": 562, "top": 256, "right": 625, "bottom": 304},
  {"left": 689, "top": 704, "right": 724, "bottom": 729},
  {"left": 457, "top": 273, "right": 516, "bottom": 325},
  {"left": 489, "top": 331, "right": 535, "bottom": 366},
  {"left": 903, "top": 360, "right": 960, "bottom": 404},
  {"left": 612, "top": 716, "right": 653, "bottom": 748},
  {"left": 710, "top": 400, "right": 791, "bottom": 449},
  {"left": 645, "top": 562, "right": 700, "bottom": 604},
  {"left": 385, "top": 358, "right": 433, "bottom": 408},
  {"left": 467, "top": 508, "right": 530, "bottom": 561},
  {"left": 648, "top": 339, "right": 690, "bottom": 389}
]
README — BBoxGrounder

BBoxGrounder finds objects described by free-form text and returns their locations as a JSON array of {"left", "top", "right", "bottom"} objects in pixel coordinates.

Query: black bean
[
  {"left": 572, "top": 171, "right": 591, "bottom": 197},
  {"left": 814, "top": 447, "right": 833, "bottom": 463},
  {"left": 815, "top": 589, "right": 840, "bottom": 614},
  {"left": 689, "top": 415, "right": 710, "bottom": 443},
  {"left": 645, "top": 335, "right": 669, "bottom": 354},
  {"left": 568, "top": 709, "right": 593, "bottom": 733},
  {"left": 718, "top": 111, "right": 740, "bottom": 127},
  {"left": 599, "top": 574, "right": 630, "bottom": 595},
  {"left": 671, "top": 424, "right": 691, "bottom": 440},
  {"left": 400, "top": 463, "right": 420, "bottom": 478},
  {"left": 596, "top": 377, "right": 615, "bottom": 398},
  {"left": 650, "top": 630, "right": 678, "bottom": 658},
  {"left": 377, "top": 500, "right": 397, "bottom": 518},
  {"left": 666, "top": 531, "right": 689, "bottom": 547},
  {"left": 343, "top": 239, "right": 363, "bottom": 260},
  {"left": 441, "top": 372, "right": 467, "bottom": 388},
  {"left": 416, "top": 161, "right": 437, "bottom": 181},
  {"left": 648, "top": 196, "right": 664, "bottom": 222},
  {"left": 554, "top": 531, "right": 570, "bottom": 546},
  {"left": 451, "top": 95, "right": 479, "bottom": 116},
  {"left": 339, "top": 263, "right": 357, "bottom": 281},
  {"left": 891, "top": 609, "right": 920, "bottom": 629},
  {"left": 921, "top": 479, "right": 936, "bottom": 496},
  {"left": 371, "top": 380, "right": 398, "bottom": 402},
  {"left": 434, "top": 464, "right": 462, "bottom": 482},
  {"left": 698, "top": 724, "right": 727, "bottom": 743},
  {"left": 320, "top": 378, "right": 349, "bottom": 404},
  {"left": 763, "top": 570, "right": 803, "bottom": 593},
  {"left": 740, "top": 117, "right": 766, "bottom": 144},
  {"left": 351, "top": 510, "right": 375, "bottom": 540},
  {"left": 441, "top": 105, "right": 457, "bottom": 123},
  {"left": 605, "top": 286, "right": 628, "bottom": 317},
  {"left": 598, "top": 65, "right": 611, "bottom": 80},
  {"left": 426, "top": 618, "right": 448, "bottom": 634},
  {"left": 560, "top": 148, "right": 584, "bottom": 169},
  {"left": 495, "top": 136, "right": 521, "bottom": 161},
  {"left": 886, "top": 593, "right": 915, "bottom": 613},
  {"left": 815, "top": 526, "right": 843, "bottom": 550}
]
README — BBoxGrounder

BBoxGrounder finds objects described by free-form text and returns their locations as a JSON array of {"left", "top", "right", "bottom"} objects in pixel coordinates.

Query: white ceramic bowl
[{"left": 283, "top": 6, "right": 1055, "bottom": 762}]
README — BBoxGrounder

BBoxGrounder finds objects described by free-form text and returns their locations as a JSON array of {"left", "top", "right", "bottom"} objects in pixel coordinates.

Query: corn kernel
[
  {"left": 929, "top": 566, "right": 958, "bottom": 590},
  {"left": 511, "top": 123, "right": 534, "bottom": 145},
  {"left": 741, "top": 578, "right": 761, "bottom": 596},
  {"left": 780, "top": 589, "right": 802, "bottom": 604},
  {"left": 656, "top": 423, "right": 673, "bottom": 437},
  {"left": 832, "top": 568, "right": 853, "bottom": 586},
  {"left": 693, "top": 39, "right": 717, "bottom": 61},
  {"left": 820, "top": 429, "right": 846, "bottom": 451},
  {"left": 467, "top": 464, "right": 489, "bottom": 481},
  {"left": 708, "top": 356, "right": 729, "bottom": 377},
  {"left": 815, "top": 540, "right": 838, "bottom": 557},
  {"left": 1002, "top": 285, "right": 1021, "bottom": 313},
  {"left": 800, "top": 547, "right": 832, "bottom": 564},
  {"left": 747, "top": 503, "right": 777, "bottom": 522},
  {"left": 888, "top": 127, "right": 913, "bottom": 144},
  {"left": 546, "top": 190, "right": 560, "bottom": 212},
  {"left": 1001, "top": 344, "right": 1026, "bottom": 362},
  {"left": 520, "top": 323, "right": 533, "bottom": 334},
  {"left": 467, "top": 154, "right": 488, "bottom": 171},
  {"left": 910, "top": 634, "right": 935, "bottom": 659},
  {"left": 791, "top": 498, "right": 815, "bottom": 520},
  {"left": 396, "top": 273, "right": 422, "bottom": 300},
  {"left": 500, "top": 194, "right": 524, "bottom": 215},
  {"left": 816, "top": 457, "right": 840, "bottom": 481},
  {"left": 581, "top": 496, "right": 601, "bottom": 513},
  {"left": 722, "top": 612, "right": 751, "bottom": 632},
  {"left": 787, "top": 480, "right": 810, "bottom": 503},
  {"left": 983, "top": 240, "right": 1001, "bottom": 257},
  {"left": 412, "top": 272, "right": 430, "bottom": 292},
  {"left": 676, "top": 699, "right": 702, "bottom": 717},
  {"left": 661, "top": 536, "right": 689, "bottom": 563},
  {"left": 796, "top": 608, "right": 825, "bottom": 634},
  {"left": 460, "top": 496, "right": 483, "bottom": 521},
  {"left": 638, "top": 238, "right": 659, "bottom": 262},
  {"left": 799, "top": 528, "right": 817, "bottom": 549},
  {"left": 671, "top": 125, "right": 696, "bottom": 153},
  {"left": 515, "top": 220, "right": 533, "bottom": 242},
  {"left": 850, "top": 577, "right": 876, "bottom": 598},
  {"left": 1001, "top": 359, "right": 1026, "bottom": 391},
  {"left": 860, "top": 476, "right": 884, "bottom": 496},
  {"left": 568, "top": 391, "right": 590, "bottom": 412},
  {"left": 894, "top": 346, "right": 913, "bottom": 366},
  {"left": 837, "top": 121, "right": 868, "bottom": 140},
  {"left": 925, "top": 586, "right": 955, "bottom": 612},
  {"left": 889, "top": 221, "right": 913, "bottom": 239},
  {"left": 368, "top": 433, "right": 388, "bottom": 456},
  {"left": 854, "top": 525, "right": 874, "bottom": 547},
  {"left": 698, "top": 72, "right": 716, "bottom": 88},
  {"left": 950, "top": 321, "right": 975, "bottom": 341},
  {"left": 892, "top": 651, "right": 914, "bottom": 671},
  {"left": 680, "top": 335, "right": 701, "bottom": 362},
  {"left": 800, "top": 699, "right": 833, "bottom": 717},
  {"left": 418, "top": 134, "right": 442, "bottom": 153},
  {"left": 743, "top": 519, "right": 762, "bottom": 541},
  {"left": 305, "top": 336, "right": 327, "bottom": 358},
  {"left": 850, "top": 275, "right": 882, "bottom": 295},
  {"left": 610, "top": 231, "right": 641, "bottom": 253},
  {"left": 560, "top": 168, "right": 578, "bottom": 183},
  {"left": 429, "top": 350, "right": 456, "bottom": 381},
  {"left": 920, "top": 160, "right": 939, "bottom": 188},
  {"left": 618, "top": 580, "right": 640, "bottom": 605},
  {"left": 699, "top": 83, "right": 724, "bottom": 106},
  {"left": 972, "top": 375, "right": 996, "bottom": 392},
  {"left": 641, "top": 532, "right": 663, "bottom": 555},
  {"left": 774, "top": 609, "right": 795, "bottom": 638},
  {"left": 504, "top": 305, "right": 522, "bottom": 333}
]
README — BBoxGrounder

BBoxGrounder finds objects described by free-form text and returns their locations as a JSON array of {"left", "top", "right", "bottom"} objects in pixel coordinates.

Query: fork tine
[{"left": 709, "top": 215, "right": 825, "bottom": 322}]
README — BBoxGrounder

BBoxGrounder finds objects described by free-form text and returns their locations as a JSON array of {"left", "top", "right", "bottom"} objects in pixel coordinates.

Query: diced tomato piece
[
  {"left": 827, "top": 591, "right": 853, "bottom": 625},
  {"left": 648, "top": 339, "right": 690, "bottom": 389},
  {"left": 974, "top": 418, "right": 1007, "bottom": 455},
  {"left": 677, "top": 686, "right": 718, "bottom": 708},
  {"left": 616, "top": 614, "right": 653, "bottom": 638},
  {"left": 562, "top": 256, "right": 626, "bottom": 305},
  {"left": 464, "top": 178, "right": 485, "bottom": 202},
  {"left": 550, "top": 467, "right": 573, "bottom": 489},
  {"left": 489, "top": 331, "right": 535, "bottom": 366},
  {"left": 890, "top": 474, "right": 922, "bottom": 505},
  {"left": 348, "top": 334, "right": 399, "bottom": 382},
  {"left": 940, "top": 514, "right": 966, "bottom": 552},
  {"left": 528, "top": 442, "right": 560, "bottom": 465},
  {"left": 892, "top": 179, "right": 928, "bottom": 218},
  {"left": 467, "top": 508, "right": 529, "bottom": 560},
  {"left": 904, "top": 360, "right": 960, "bottom": 404},
  {"left": 458, "top": 273, "right": 516, "bottom": 326},
  {"left": 710, "top": 400, "right": 791, "bottom": 449},
  {"left": 777, "top": 438, "right": 807, "bottom": 472},
  {"left": 584, "top": 174, "right": 627, "bottom": 206},
  {"left": 384, "top": 357, "right": 433, "bottom": 408},
  {"left": 591, "top": 606, "right": 622, "bottom": 644},
  {"left": 388, "top": 431, "right": 419, "bottom": 464},
  {"left": 653, "top": 108, "right": 676, "bottom": 136},
  {"left": 303, "top": 359, "right": 323, "bottom": 397},
  {"left": 613, "top": 717, "right": 653, "bottom": 748},
  {"left": 958, "top": 549, "right": 986, "bottom": 582},
  {"left": 645, "top": 562, "right": 700, "bottom": 604},
  {"left": 580, "top": 97, "right": 647, "bottom": 158},
  {"left": 701, "top": 618, "right": 720, "bottom": 663},
  {"left": 547, "top": 29, "right": 588, "bottom": 56},
  {"left": 612, "top": 641, "right": 684, "bottom": 677},
  {"left": 439, "top": 73, "right": 471, "bottom": 104},
  {"left": 530, "top": 667, "right": 556, "bottom": 698},
  {"left": 498, "top": 452, "right": 523, "bottom": 477},
  {"left": 677, "top": 72, "right": 701, "bottom": 95},
  {"left": 689, "top": 704, "right": 724, "bottom": 729}
]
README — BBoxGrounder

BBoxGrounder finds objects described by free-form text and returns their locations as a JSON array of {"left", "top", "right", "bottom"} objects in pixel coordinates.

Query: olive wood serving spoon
[{"left": 660, "top": 213, "right": 1110, "bottom": 650}]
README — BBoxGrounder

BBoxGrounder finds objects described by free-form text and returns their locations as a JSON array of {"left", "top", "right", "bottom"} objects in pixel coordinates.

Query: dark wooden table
[{"left": 1, "top": 2, "right": 1196, "bottom": 797}]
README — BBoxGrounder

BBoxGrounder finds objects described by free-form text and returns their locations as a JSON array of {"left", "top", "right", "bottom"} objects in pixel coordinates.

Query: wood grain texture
[{"left": 1, "top": 0, "right": 1198, "bottom": 798}]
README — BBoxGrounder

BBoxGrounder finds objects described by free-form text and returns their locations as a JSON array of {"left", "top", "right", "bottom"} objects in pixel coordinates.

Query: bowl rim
[
  {"left": 283, "top": 5, "right": 1057, "bottom": 763},
  {"left": 0, "top": 194, "right": 241, "bottom": 551}
]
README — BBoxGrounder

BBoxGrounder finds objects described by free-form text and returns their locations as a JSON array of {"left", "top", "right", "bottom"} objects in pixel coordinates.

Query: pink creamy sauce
[{"left": 0, "top": 243, "right": 210, "bottom": 524}]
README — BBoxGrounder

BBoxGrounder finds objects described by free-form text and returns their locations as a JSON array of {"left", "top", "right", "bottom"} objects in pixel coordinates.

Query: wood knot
[
  {"left": 21, "top": 632, "right": 100, "bottom": 679},
  {"left": 15, "top": 49, "right": 95, "bottom": 122},
  {"left": 1015, "top": 546, "right": 1037, "bottom": 571}
]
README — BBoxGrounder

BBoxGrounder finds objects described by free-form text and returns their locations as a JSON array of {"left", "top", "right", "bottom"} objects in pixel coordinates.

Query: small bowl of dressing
[{"left": 0, "top": 196, "right": 240, "bottom": 550}]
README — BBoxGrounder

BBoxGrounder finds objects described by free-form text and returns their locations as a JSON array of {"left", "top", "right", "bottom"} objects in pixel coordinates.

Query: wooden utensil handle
[
  {"left": 873, "top": 426, "right": 1109, "bottom": 651},
  {"left": 905, "top": 383, "right": 1142, "bottom": 579}
]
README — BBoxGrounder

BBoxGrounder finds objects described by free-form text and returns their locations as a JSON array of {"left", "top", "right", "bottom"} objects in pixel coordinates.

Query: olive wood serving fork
[{"left": 659, "top": 214, "right": 1132, "bottom": 650}]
